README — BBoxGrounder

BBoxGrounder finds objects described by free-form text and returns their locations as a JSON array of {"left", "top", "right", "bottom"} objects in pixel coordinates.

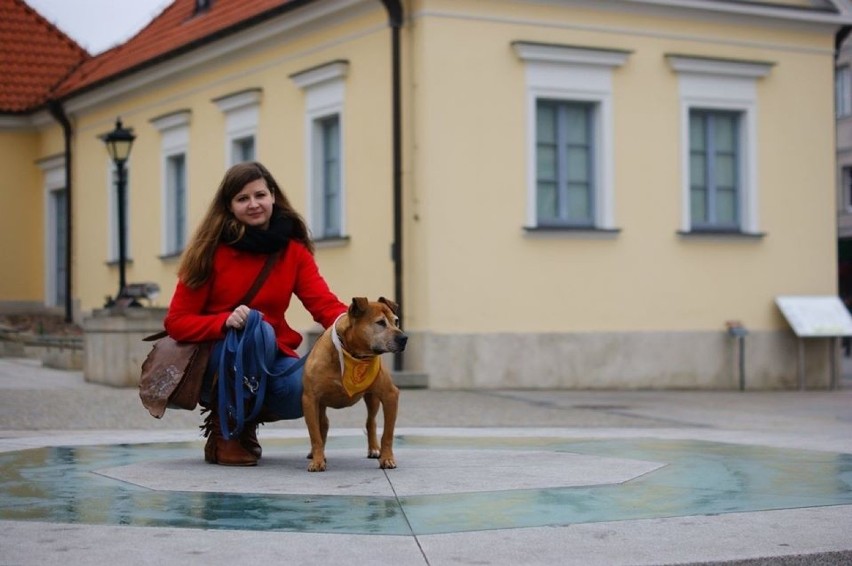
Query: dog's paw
[
  {"left": 307, "top": 459, "right": 327, "bottom": 472},
  {"left": 379, "top": 456, "right": 396, "bottom": 469},
  {"left": 367, "top": 448, "right": 380, "bottom": 459}
]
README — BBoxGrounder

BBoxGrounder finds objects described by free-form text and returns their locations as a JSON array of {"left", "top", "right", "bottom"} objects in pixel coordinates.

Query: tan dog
[{"left": 302, "top": 297, "right": 407, "bottom": 472}]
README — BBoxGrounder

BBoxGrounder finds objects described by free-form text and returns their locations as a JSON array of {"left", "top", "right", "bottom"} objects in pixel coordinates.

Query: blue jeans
[{"left": 201, "top": 341, "right": 304, "bottom": 421}]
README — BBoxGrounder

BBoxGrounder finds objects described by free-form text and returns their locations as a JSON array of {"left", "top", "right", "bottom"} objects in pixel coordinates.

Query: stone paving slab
[
  {"left": 416, "top": 506, "right": 852, "bottom": 566},
  {"left": 2, "top": 358, "right": 852, "bottom": 565},
  {"left": 3, "top": 429, "right": 851, "bottom": 540},
  {"left": 0, "top": 520, "right": 428, "bottom": 566},
  {"left": 96, "top": 444, "right": 664, "bottom": 496},
  {"left": 2, "top": 507, "right": 851, "bottom": 566}
]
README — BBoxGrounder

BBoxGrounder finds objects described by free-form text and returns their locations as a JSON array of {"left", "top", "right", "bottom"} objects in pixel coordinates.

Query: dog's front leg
[
  {"left": 319, "top": 406, "right": 330, "bottom": 448},
  {"left": 378, "top": 384, "right": 400, "bottom": 469},
  {"left": 364, "top": 392, "right": 381, "bottom": 459},
  {"left": 301, "top": 392, "right": 327, "bottom": 472}
]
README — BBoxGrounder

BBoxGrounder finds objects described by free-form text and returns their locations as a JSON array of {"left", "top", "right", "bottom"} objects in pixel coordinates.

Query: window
[
  {"left": 843, "top": 166, "right": 852, "bottom": 211},
  {"left": 232, "top": 136, "right": 255, "bottom": 164},
  {"left": 667, "top": 54, "right": 773, "bottom": 235},
  {"left": 52, "top": 189, "right": 67, "bottom": 306},
  {"left": 151, "top": 110, "right": 191, "bottom": 257},
  {"left": 38, "top": 155, "right": 68, "bottom": 307},
  {"left": 689, "top": 110, "right": 741, "bottom": 229},
  {"left": 315, "top": 114, "right": 341, "bottom": 237},
  {"left": 837, "top": 66, "right": 851, "bottom": 118},
  {"left": 291, "top": 61, "right": 349, "bottom": 240},
  {"left": 513, "top": 42, "right": 630, "bottom": 231},
  {"left": 536, "top": 100, "right": 595, "bottom": 227},
  {"left": 213, "top": 89, "right": 261, "bottom": 166},
  {"left": 166, "top": 153, "right": 187, "bottom": 254}
]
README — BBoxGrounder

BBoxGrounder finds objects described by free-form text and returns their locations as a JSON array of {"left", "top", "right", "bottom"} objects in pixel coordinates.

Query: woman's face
[{"left": 230, "top": 178, "right": 274, "bottom": 230}]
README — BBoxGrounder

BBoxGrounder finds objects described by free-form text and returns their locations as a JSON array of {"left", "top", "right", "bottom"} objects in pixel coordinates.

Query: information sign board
[{"left": 775, "top": 296, "right": 852, "bottom": 337}]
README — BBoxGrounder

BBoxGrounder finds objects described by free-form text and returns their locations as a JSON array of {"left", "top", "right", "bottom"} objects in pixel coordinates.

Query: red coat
[{"left": 164, "top": 242, "right": 346, "bottom": 357}]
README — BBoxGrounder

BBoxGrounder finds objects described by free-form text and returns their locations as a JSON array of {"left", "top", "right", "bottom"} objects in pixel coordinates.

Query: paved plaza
[{"left": 0, "top": 357, "right": 851, "bottom": 565}]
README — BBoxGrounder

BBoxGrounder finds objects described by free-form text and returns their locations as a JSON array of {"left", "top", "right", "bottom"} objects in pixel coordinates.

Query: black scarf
[{"left": 225, "top": 211, "right": 293, "bottom": 254}]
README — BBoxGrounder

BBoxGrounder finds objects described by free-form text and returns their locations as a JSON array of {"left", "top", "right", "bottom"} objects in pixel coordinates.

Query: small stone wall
[
  {"left": 82, "top": 307, "right": 167, "bottom": 387},
  {"left": 0, "top": 333, "right": 83, "bottom": 370},
  {"left": 402, "top": 329, "right": 836, "bottom": 390}
]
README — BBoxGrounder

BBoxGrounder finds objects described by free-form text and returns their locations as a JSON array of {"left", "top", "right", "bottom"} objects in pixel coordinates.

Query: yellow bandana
[
  {"left": 332, "top": 314, "right": 382, "bottom": 397},
  {"left": 340, "top": 348, "right": 382, "bottom": 397}
]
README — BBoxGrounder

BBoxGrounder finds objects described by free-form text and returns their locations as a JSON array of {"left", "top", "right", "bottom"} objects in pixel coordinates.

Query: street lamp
[{"left": 101, "top": 118, "right": 136, "bottom": 307}]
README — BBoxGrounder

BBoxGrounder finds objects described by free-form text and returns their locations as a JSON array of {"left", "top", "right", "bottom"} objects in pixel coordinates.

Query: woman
[{"left": 164, "top": 161, "right": 347, "bottom": 466}]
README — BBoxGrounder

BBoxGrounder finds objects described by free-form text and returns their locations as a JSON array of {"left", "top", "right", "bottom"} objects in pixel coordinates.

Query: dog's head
[{"left": 344, "top": 297, "right": 408, "bottom": 356}]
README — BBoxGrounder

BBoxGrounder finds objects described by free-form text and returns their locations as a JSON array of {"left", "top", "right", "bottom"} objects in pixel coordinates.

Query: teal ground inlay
[{"left": 1, "top": 436, "right": 850, "bottom": 535}]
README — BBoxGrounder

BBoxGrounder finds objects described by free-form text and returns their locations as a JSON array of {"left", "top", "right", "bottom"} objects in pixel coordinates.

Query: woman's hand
[{"left": 225, "top": 305, "right": 252, "bottom": 329}]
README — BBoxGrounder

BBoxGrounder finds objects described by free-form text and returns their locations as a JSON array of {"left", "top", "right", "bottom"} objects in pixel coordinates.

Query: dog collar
[
  {"left": 331, "top": 313, "right": 382, "bottom": 397},
  {"left": 331, "top": 313, "right": 348, "bottom": 375}
]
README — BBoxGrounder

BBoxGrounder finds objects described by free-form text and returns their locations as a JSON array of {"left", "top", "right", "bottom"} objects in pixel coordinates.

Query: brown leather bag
[
  {"left": 139, "top": 338, "right": 212, "bottom": 418},
  {"left": 138, "top": 250, "right": 280, "bottom": 418}
]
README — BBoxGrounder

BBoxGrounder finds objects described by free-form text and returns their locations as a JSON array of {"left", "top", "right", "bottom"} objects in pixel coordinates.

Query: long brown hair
[{"left": 178, "top": 161, "right": 313, "bottom": 288}]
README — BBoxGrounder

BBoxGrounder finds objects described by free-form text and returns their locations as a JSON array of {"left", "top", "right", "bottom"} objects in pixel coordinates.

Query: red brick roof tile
[
  {"left": 54, "top": 0, "right": 305, "bottom": 99},
  {"left": 0, "top": 0, "right": 89, "bottom": 113}
]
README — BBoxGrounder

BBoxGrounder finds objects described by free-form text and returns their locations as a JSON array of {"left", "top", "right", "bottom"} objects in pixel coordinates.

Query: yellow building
[{"left": 3, "top": 0, "right": 851, "bottom": 388}]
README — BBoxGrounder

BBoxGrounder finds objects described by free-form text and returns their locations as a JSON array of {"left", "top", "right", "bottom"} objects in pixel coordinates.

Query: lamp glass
[
  {"left": 107, "top": 138, "right": 133, "bottom": 162},
  {"left": 102, "top": 119, "right": 136, "bottom": 163}
]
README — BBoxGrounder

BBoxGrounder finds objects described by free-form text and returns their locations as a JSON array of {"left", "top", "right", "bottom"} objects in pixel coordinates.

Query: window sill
[
  {"left": 314, "top": 235, "right": 351, "bottom": 249},
  {"left": 677, "top": 229, "right": 766, "bottom": 240},
  {"left": 158, "top": 252, "right": 182, "bottom": 261},
  {"left": 523, "top": 226, "right": 621, "bottom": 239},
  {"left": 105, "top": 258, "right": 134, "bottom": 267}
]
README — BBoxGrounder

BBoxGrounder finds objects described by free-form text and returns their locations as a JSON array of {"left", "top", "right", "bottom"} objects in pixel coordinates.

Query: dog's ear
[
  {"left": 349, "top": 297, "right": 369, "bottom": 318},
  {"left": 378, "top": 297, "right": 399, "bottom": 314}
]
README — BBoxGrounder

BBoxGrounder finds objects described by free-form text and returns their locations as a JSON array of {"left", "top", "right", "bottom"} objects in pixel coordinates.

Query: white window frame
[
  {"left": 38, "top": 155, "right": 66, "bottom": 307},
  {"left": 213, "top": 89, "right": 261, "bottom": 165},
  {"left": 514, "top": 42, "right": 630, "bottom": 231},
  {"left": 151, "top": 111, "right": 191, "bottom": 257},
  {"left": 667, "top": 55, "right": 773, "bottom": 234},
  {"left": 290, "top": 61, "right": 349, "bottom": 240}
]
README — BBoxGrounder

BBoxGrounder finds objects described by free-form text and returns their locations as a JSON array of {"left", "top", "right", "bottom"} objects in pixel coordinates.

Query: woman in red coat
[{"left": 164, "top": 161, "right": 346, "bottom": 466}]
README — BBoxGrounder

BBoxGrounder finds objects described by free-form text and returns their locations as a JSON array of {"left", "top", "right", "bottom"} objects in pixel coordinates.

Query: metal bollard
[{"left": 726, "top": 321, "right": 749, "bottom": 391}]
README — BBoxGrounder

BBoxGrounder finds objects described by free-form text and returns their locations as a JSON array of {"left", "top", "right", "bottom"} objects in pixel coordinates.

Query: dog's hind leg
[{"left": 364, "top": 392, "right": 381, "bottom": 458}]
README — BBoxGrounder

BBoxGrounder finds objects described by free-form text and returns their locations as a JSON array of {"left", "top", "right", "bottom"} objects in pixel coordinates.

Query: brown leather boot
[
  {"left": 239, "top": 406, "right": 283, "bottom": 458},
  {"left": 240, "top": 422, "right": 262, "bottom": 459},
  {"left": 202, "top": 409, "right": 258, "bottom": 466}
]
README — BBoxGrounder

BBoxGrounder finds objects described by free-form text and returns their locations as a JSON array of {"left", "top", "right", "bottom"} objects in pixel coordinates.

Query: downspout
[
  {"left": 836, "top": 25, "right": 851, "bottom": 57},
  {"left": 48, "top": 101, "right": 74, "bottom": 324},
  {"left": 835, "top": 25, "right": 851, "bottom": 388},
  {"left": 380, "top": 0, "right": 404, "bottom": 371}
]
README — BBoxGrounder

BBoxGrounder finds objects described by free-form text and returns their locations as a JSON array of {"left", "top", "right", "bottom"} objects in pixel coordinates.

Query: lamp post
[{"left": 101, "top": 118, "right": 136, "bottom": 307}]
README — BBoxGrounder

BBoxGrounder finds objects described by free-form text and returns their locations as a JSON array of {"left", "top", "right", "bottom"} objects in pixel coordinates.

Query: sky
[{"left": 25, "top": 0, "right": 173, "bottom": 55}]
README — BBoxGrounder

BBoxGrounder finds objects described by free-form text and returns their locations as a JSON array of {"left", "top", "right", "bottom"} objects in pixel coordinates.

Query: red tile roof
[
  {"left": 0, "top": 0, "right": 89, "bottom": 113},
  {"left": 54, "top": 0, "right": 306, "bottom": 99}
]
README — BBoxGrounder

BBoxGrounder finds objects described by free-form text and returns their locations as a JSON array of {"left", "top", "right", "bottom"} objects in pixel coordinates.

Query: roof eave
[
  {"left": 624, "top": 0, "right": 852, "bottom": 24},
  {"left": 55, "top": 0, "right": 319, "bottom": 104}
]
